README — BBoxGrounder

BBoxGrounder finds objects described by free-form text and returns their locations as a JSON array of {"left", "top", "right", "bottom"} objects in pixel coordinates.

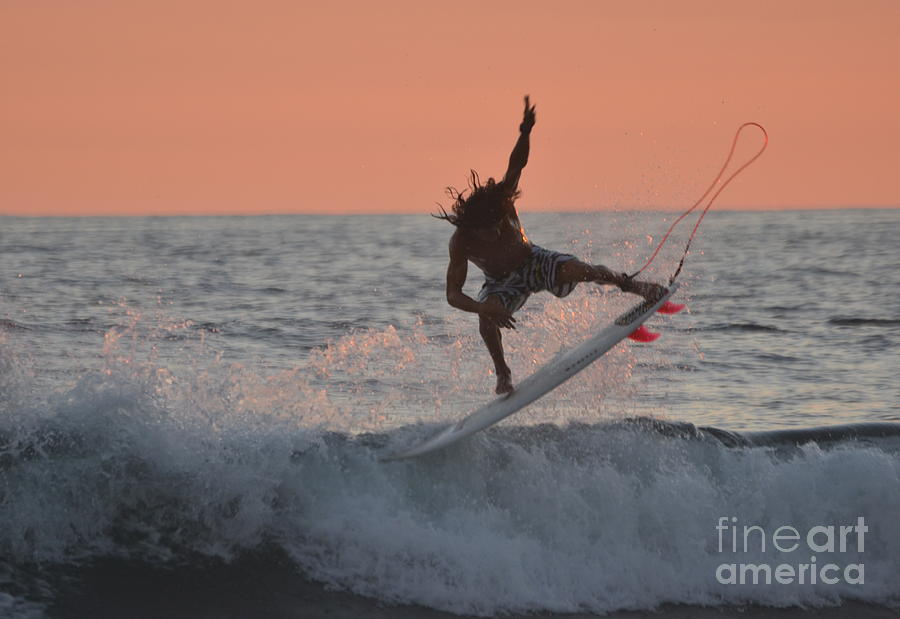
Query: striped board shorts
[{"left": 477, "top": 245, "right": 578, "bottom": 313}]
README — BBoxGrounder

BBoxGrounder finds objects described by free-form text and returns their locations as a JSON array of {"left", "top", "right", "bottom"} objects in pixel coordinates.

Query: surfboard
[{"left": 384, "top": 282, "right": 682, "bottom": 460}]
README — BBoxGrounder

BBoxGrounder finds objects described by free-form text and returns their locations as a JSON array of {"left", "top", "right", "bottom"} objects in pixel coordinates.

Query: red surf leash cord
[
  {"left": 628, "top": 122, "right": 770, "bottom": 286},
  {"left": 624, "top": 122, "right": 768, "bottom": 342}
]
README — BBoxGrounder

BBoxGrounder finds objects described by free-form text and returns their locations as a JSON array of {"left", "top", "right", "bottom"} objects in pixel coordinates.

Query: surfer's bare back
[{"left": 436, "top": 96, "right": 665, "bottom": 395}]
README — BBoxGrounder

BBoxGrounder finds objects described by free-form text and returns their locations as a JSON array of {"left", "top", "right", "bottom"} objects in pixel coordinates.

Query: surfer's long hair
[{"left": 432, "top": 170, "right": 519, "bottom": 229}]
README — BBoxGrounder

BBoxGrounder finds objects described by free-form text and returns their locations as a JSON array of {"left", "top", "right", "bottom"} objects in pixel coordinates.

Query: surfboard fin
[
  {"left": 628, "top": 325, "right": 661, "bottom": 342},
  {"left": 657, "top": 301, "right": 686, "bottom": 314}
]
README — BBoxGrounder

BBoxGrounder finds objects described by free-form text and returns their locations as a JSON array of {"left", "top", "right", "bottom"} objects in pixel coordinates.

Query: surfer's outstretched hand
[
  {"left": 520, "top": 95, "right": 536, "bottom": 133},
  {"left": 480, "top": 304, "right": 516, "bottom": 329}
]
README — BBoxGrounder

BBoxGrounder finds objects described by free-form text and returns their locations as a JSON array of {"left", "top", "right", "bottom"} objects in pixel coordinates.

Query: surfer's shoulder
[{"left": 448, "top": 227, "right": 471, "bottom": 253}]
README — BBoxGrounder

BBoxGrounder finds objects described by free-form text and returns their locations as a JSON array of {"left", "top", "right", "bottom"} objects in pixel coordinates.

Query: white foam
[{"left": 2, "top": 316, "right": 898, "bottom": 615}]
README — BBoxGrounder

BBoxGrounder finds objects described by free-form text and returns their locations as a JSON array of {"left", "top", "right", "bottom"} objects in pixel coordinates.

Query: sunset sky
[{"left": 2, "top": 1, "right": 898, "bottom": 216}]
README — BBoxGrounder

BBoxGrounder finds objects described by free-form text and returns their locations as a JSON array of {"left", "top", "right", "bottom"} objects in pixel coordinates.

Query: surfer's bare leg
[
  {"left": 557, "top": 260, "right": 665, "bottom": 301},
  {"left": 478, "top": 296, "right": 514, "bottom": 394}
]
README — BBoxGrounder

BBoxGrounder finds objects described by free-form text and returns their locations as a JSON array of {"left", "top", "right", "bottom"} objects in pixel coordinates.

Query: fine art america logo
[{"left": 715, "top": 517, "right": 867, "bottom": 585}]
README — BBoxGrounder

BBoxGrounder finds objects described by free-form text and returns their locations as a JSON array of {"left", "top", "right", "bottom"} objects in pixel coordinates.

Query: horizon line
[{"left": 2, "top": 204, "right": 898, "bottom": 219}]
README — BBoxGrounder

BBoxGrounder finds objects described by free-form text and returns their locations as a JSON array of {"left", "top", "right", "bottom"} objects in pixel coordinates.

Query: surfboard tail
[{"left": 627, "top": 325, "right": 661, "bottom": 342}]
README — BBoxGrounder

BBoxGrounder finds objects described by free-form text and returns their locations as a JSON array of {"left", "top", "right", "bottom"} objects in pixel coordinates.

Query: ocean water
[{"left": 1, "top": 209, "right": 898, "bottom": 617}]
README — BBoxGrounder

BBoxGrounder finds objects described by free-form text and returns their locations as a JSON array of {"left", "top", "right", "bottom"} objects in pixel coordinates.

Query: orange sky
[{"left": 2, "top": 0, "right": 898, "bottom": 216}]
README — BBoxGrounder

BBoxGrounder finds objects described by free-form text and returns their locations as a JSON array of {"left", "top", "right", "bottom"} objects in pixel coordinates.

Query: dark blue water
[{"left": 1, "top": 210, "right": 898, "bottom": 616}]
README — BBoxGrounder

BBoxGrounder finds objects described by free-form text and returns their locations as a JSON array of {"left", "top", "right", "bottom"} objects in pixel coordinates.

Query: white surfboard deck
[{"left": 384, "top": 282, "right": 680, "bottom": 460}]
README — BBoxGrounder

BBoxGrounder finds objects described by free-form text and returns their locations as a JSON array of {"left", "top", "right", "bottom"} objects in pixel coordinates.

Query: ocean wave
[
  {"left": 675, "top": 322, "right": 788, "bottom": 334},
  {"left": 1, "top": 308, "right": 898, "bottom": 616},
  {"left": 0, "top": 319, "right": 30, "bottom": 332},
  {"left": 829, "top": 317, "right": 900, "bottom": 327},
  {"left": 2, "top": 367, "right": 899, "bottom": 616}
]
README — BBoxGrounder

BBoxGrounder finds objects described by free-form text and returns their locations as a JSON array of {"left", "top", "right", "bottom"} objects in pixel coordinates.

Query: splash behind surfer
[{"left": 436, "top": 96, "right": 665, "bottom": 394}]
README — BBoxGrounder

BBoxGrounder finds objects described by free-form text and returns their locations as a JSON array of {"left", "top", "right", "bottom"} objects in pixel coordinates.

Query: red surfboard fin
[
  {"left": 657, "top": 301, "right": 686, "bottom": 315},
  {"left": 628, "top": 325, "right": 661, "bottom": 342}
]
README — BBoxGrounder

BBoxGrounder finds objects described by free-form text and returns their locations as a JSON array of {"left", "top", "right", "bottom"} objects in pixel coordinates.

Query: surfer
[{"left": 436, "top": 96, "right": 666, "bottom": 394}]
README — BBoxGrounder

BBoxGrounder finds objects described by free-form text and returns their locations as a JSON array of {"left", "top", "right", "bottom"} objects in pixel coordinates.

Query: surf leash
[{"left": 626, "top": 122, "right": 769, "bottom": 286}]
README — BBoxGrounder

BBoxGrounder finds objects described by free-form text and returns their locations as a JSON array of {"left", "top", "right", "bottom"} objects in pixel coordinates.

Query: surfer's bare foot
[
  {"left": 495, "top": 371, "right": 514, "bottom": 395},
  {"left": 640, "top": 282, "right": 667, "bottom": 303},
  {"left": 621, "top": 277, "right": 666, "bottom": 303}
]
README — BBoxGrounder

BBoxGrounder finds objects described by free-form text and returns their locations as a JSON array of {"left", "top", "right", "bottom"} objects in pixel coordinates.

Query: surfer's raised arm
[{"left": 502, "top": 96, "right": 536, "bottom": 191}]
